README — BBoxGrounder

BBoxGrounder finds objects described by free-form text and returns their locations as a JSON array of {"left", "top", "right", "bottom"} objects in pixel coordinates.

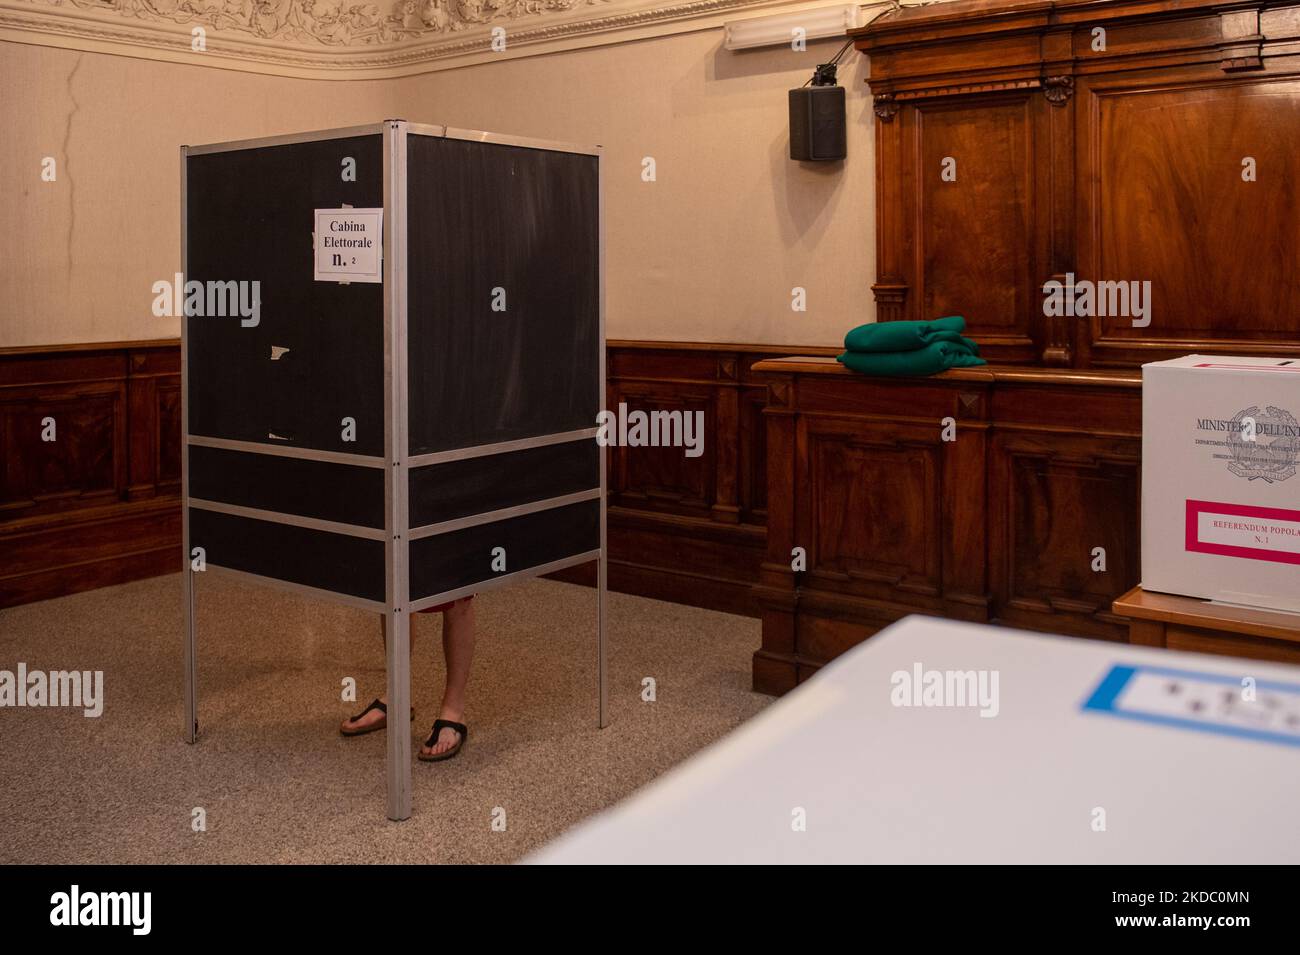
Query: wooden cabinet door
[
  {"left": 1074, "top": 68, "right": 1300, "bottom": 367},
  {"left": 907, "top": 95, "right": 1049, "bottom": 364},
  {"left": 987, "top": 426, "right": 1140, "bottom": 639}
]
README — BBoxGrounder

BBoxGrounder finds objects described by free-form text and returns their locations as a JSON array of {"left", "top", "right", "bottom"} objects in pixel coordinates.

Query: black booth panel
[
  {"left": 188, "top": 445, "right": 385, "bottom": 528},
  {"left": 185, "top": 134, "right": 385, "bottom": 456},
  {"left": 406, "top": 136, "right": 600, "bottom": 455},
  {"left": 408, "top": 440, "right": 598, "bottom": 527},
  {"left": 409, "top": 500, "right": 599, "bottom": 600},
  {"left": 189, "top": 507, "right": 385, "bottom": 602}
]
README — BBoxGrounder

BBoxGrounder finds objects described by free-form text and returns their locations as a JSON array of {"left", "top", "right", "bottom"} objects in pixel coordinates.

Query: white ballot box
[
  {"left": 1143, "top": 355, "right": 1300, "bottom": 612},
  {"left": 526, "top": 616, "right": 1300, "bottom": 864}
]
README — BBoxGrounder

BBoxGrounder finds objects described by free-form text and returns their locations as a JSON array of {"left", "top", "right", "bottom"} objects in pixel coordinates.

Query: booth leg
[
  {"left": 183, "top": 566, "right": 198, "bottom": 743},
  {"left": 385, "top": 608, "right": 412, "bottom": 821},
  {"left": 597, "top": 550, "right": 608, "bottom": 729}
]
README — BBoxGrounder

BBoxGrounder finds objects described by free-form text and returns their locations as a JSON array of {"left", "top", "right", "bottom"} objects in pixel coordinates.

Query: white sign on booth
[{"left": 313, "top": 207, "right": 383, "bottom": 283}]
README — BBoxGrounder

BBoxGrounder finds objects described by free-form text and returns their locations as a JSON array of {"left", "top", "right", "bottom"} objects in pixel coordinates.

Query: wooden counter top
[
  {"left": 1114, "top": 586, "right": 1300, "bottom": 646},
  {"left": 750, "top": 356, "right": 1143, "bottom": 388}
]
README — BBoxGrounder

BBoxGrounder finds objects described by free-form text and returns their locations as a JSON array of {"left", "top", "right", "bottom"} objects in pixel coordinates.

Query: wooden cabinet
[
  {"left": 986, "top": 420, "right": 1141, "bottom": 639},
  {"left": 753, "top": 359, "right": 1142, "bottom": 692},
  {"left": 854, "top": 0, "right": 1300, "bottom": 368},
  {"left": 751, "top": 0, "right": 1300, "bottom": 693}
]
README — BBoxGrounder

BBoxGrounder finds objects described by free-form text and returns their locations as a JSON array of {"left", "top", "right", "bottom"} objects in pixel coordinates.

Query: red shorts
[{"left": 420, "top": 596, "right": 473, "bottom": 614}]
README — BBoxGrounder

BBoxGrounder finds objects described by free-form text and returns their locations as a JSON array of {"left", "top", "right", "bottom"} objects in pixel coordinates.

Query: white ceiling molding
[{"left": 0, "top": 0, "right": 863, "bottom": 78}]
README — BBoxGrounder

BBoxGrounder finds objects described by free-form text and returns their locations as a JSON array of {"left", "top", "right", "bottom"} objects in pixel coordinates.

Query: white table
[{"left": 527, "top": 616, "right": 1300, "bottom": 864}]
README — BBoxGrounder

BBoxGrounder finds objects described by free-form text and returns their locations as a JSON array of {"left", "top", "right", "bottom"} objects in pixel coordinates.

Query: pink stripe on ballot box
[
  {"left": 1191, "top": 363, "right": 1300, "bottom": 372},
  {"left": 1185, "top": 500, "right": 1300, "bottom": 566}
]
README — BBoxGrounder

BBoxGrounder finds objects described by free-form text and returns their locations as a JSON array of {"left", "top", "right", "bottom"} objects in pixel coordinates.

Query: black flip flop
[
  {"left": 418, "top": 718, "right": 468, "bottom": 762},
  {"left": 340, "top": 698, "right": 416, "bottom": 737}
]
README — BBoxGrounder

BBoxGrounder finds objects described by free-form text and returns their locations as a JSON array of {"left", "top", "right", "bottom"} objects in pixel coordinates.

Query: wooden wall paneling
[
  {"left": 1040, "top": 20, "right": 1077, "bottom": 366},
  {"left": 872, "top": 81, "right": 909, "bottom": 323},
  {"left": 941, "top": 386, "right": 991, "bottom": 620},
  {"left": 738, "top": 373, "right": 769, "bottom": 525},
  {"left": 126, "top": 358, "right": 157, "bottom": 501},
  {"left": 5, "top": 339, "right": 819, "bottom": 617},
  {"left": 1, "top": 351, "right": 125, "bottom": 521},
  {"left": 608, "top": 381, "right": 714, "bottom": 514},
  {"left": 785, "top": 0, "right": 1300, "bottom": 690},
  {"left": 126, "top": 345, "right": 182, "bottom": 500},
  {"left": 560, "top": 341, "right": 836, "bottom": 618},
  {"left": 712, "top": 355, "right": 741, "bottom": 524},
  {"left": 158, "top": 380, "right": 183, "bottom": 486},
  {"left": 915, "top": 94, "right": 1042, "bottom": 363},
  {"left": 984, "top": 379, "right": 1142, "bottom": 640},
  {"left": 984, "top": 376, "right": 1143, "bottom": 643},
  {"left": 1075, "top": 67, "right": 1300, "bottom": 367},
  {"left": 854, "top": 0, "right": 1300, "bottom": 369},
  {"left": 780, "top": 414, "right": 979, "bottom": 680},
  {"left": 751, "top": 359, "right": 1146, "bottom": 692},
  {"left": 753, "top": 368, "right": 997, "bottom": 692},
  {"left": 752, "top": 369, "right": 800, "bottom": 693},
  {"left": 606, "top": 343, "right": 723, "bottom": 518},
  {"left": 0, "top": 342, "right": 182, "bottom": 608},
  {"left": 987, "top": 428, "right": 1141, "bottom": 639},
  {"left": 601, "top": 506, "right": 766, "bottom": 616},
  {"left": 802, "top": 416, "right": 946, "bottom": 607},
  {"left": 0, "top": 500, "right": 183, "bottom": 608}
]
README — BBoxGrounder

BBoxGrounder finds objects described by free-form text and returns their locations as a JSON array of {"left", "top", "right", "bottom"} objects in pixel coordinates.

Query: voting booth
[{"left": 180, "top": 121, "right": 605, "bottom": 820}]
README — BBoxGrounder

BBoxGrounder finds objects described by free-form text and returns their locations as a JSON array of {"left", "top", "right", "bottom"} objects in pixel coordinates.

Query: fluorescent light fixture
[{"left": 723, "top": 4, "right": 862, "bottom": 51}]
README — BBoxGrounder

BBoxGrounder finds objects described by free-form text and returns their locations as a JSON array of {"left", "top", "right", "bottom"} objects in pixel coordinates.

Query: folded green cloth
[
  {"left": 837, "top": 340, "right": 987, "bottom": 377},
  {"left": 843, "top": 315, "right": 979, "bottom": 355}
]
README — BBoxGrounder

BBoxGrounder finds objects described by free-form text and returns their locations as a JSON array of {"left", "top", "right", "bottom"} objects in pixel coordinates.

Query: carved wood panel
[
  {"left": 607, "top": 384, "right": 713, "bottom": 514},
  {"left": 989, "top": 430, "right": 1141, "bottom": 638},
  {"left": 753, "top": 359, "right": 1144, "bottom": 694},
  {"left": 803, "top": 420, "right": 943, "bottom": 603},
  {"left": 739, "top": 382, "right": 768, "bottom": 524},
  {"left": 157, "top": 382, "right": 183, "bottom": 487},
  {"left": 916, "top": 97, "right": 1041, "bottom": 361},
  {"left": 1080, "top": 74, "right": 1300, "bottom": 365},
  {"left": 855, "top": 0, "right": 1300, "bottom": 369},
  {"left": 0, "top": 384, "right": 122, "bottom": 516}
]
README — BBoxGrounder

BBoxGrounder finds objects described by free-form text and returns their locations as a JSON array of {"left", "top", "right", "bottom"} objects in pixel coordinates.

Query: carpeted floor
[{"left": 0, "top": 573, "right": 767, "bottom": 863}]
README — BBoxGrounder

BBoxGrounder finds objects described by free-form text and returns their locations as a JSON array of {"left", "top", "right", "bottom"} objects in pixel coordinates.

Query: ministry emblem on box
[
  {"left": 1220, "top": 405, "right": 1299, "bottom": 482},
  {"left": 1143, "top": 356, "right": 1300, "bottom": 612}
]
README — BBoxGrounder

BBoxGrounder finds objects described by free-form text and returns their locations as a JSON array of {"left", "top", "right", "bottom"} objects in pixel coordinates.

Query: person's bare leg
[
  {"left": 339, "top": 615, "right": 415, "bottom": 734},
  {"left": 420, "top": 597, "right": 475, "bottom": 756}
]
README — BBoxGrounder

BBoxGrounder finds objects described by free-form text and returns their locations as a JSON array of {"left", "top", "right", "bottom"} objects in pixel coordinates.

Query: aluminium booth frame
[{"left": 180, "top": 120, "right": 608, "bottom": 821}]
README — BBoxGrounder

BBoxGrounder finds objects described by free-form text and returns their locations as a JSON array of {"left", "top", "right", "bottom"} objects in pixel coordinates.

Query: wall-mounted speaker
[{"left": 789, "top": 85, "right": 846, "bottom": 162}]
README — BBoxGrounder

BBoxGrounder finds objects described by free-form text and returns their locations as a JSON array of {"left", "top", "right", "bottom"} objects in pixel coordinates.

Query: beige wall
[
  {"left": 399, "top": 31, "right": 874, "bottom": 347},
  {"left": 1, "top": 27, "right": 874, "bottom": 348},
  {"left": 0, "top": 42, "right": 398, "bottom": 347}
]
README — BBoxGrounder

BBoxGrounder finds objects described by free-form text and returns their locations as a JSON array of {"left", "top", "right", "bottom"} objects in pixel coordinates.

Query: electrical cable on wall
[{"left": 789, "top": 1, "right": 950, "bottom": 160}]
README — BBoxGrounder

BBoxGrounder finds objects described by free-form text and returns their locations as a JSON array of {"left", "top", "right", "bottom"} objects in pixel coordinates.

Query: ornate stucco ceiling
[{"left": 0, "top": 0, "right": 843, "bottom": 77}]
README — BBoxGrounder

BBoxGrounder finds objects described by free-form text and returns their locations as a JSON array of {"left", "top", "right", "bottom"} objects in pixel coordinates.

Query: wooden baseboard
[
  {"left": 549, "top": 548, "right": 762, "bottom": 618},
  {"left": 0, "top": 497, "right": 181, "bottom": 608}
]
